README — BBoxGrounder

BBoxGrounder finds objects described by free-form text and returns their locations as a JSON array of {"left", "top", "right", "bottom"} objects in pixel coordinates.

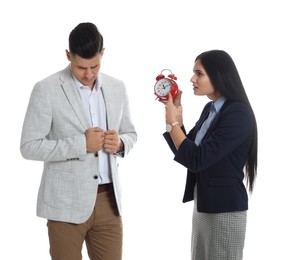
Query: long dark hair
[{"left": 196, "top": 50, "right": 258, "bottom": 192}]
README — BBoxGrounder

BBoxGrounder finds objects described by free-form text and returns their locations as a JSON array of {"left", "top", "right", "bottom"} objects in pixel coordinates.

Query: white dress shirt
[{"left": 73, "top": 75, "right": 112, "bottom": 184}]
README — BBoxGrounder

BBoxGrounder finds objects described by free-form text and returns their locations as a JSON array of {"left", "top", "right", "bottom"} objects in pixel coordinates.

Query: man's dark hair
[{"left": 69, "top": 22, "right": 103, "bottom": 59}]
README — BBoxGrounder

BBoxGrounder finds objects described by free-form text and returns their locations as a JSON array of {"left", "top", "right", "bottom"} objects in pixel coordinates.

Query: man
[{"left": 20, "top": 22, "right": 137, "bottom": 260}]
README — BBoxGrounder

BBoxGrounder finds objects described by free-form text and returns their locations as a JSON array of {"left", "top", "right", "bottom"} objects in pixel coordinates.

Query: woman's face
[{"left": 190, "top": 59, "right": 221, "bottom": 101}]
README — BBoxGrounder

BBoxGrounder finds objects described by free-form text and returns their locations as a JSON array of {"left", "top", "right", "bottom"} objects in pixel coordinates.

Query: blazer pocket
[
  {"left": 47, "top": 160, "right": 72, "bottom": 172},
  {"left": 209, "top": 177, "right": 237, "bottom": 186},
  {"left": 43, "top": 168, "right": 76, "bottom": 209}
]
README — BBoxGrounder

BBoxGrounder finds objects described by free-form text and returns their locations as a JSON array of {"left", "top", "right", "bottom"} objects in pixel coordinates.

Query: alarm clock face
[{"left": 155, "top": 78, "right": 172, "bottom": 97}]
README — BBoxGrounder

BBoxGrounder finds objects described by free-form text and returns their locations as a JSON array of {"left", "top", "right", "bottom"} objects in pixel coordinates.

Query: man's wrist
[{"left": 117, "top": 139, "right": 124, "bottom": 153}]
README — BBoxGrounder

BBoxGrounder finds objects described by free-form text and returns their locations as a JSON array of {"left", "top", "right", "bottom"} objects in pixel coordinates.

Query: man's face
[{"left": 66, "top": 49, "right": 104, "bottom": 89}]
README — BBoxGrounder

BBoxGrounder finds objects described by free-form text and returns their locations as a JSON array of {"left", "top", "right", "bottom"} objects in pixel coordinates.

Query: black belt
[{"left": 97, "top": 183, "right": 112, "bottom": 193}]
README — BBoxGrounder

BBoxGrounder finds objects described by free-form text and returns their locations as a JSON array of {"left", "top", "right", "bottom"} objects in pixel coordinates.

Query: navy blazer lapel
[
  {"left": 188, "top": 102, "right": 211, "bottom": 141},
  {"left": 60, "top": 67, "right": 90, "bottom": 130},
  {"left": 202, "top": 99, "right": 230, "bottom": 140},
  {"left": 197, "top": 107, "right": 210, "bottom": 129}
]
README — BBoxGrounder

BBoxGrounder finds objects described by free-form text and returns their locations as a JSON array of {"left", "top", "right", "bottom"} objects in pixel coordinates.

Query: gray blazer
[{"left": 20, "top": 66, "right": 137, "bottom": 224}]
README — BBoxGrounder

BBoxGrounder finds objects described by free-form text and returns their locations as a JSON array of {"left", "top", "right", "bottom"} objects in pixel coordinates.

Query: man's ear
[
  {"left": 100, "top": 48, "right": 105, "bottom": 56},
  {"left": 66, "top": 49, "right": 71, "bottom": 61}
]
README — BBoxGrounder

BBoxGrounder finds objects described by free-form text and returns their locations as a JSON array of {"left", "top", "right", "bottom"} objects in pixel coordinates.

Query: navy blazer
[{"left": 163, "top": 100, "right": 254, "bottom": 213}]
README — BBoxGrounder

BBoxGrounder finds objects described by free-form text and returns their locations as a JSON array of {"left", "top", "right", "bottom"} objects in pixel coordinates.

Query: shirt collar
[
  {"left": 213, "top": 96, "right": 226, "bottom": 113},
  {"left": 70, "top": 70, "right": 102, "bottom": 91}
]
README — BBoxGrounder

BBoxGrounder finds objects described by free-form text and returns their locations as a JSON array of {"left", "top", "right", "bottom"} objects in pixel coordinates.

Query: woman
[{"left": 163, "top": 50, "right": 257, "bottom": 260}]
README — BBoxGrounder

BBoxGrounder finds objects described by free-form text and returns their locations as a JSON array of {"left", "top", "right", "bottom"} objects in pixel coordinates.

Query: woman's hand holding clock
[{"left": 165, "top": 91, "right": 183, "bottom": 127}]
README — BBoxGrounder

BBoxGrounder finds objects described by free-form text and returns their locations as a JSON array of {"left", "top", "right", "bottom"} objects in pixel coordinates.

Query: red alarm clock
[{"left": 154, "top": 69, "right": 178, "bottom": 102}]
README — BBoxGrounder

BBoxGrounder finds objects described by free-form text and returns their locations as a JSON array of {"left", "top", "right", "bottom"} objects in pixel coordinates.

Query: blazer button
[{"left": 93, "top": 175, "right": 98, "bottom": 179}]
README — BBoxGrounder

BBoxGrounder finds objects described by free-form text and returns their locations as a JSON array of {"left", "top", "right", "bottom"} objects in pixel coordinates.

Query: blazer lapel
[
  {"left": 101, "top": 86, "right": 115, "bottom": 129},
  {"left": 60, "top": 67, "right": 90, "bottom": 130},
  {"left": 100, "top": 75, "right": 120, "bottom": 130},
  {"left": 203, "top": 99, "right": 230, "bottom": 139}
]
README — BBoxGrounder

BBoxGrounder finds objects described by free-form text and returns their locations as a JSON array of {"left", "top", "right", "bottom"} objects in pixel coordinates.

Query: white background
[{"left": 1, "top": 0, "right": 287, "bottom": 259}]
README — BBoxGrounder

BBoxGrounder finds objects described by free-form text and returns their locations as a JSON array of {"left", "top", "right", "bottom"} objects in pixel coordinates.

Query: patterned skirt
[{"left": 192, "top": 189, "right": 247, "bottom": 260}]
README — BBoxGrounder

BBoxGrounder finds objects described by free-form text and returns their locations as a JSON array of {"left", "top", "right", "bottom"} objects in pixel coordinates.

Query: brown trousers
[{"left": 47, "top": 187, "right": 122, "bottom": 260}]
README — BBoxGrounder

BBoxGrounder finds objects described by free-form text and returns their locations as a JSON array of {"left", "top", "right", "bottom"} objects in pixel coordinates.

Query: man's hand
[
  {"left": 104, "top": 130, "right": 122, "bottom": 154},
  {"left": 85, "top": 127, "right": 104, "bottom": 153}
]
